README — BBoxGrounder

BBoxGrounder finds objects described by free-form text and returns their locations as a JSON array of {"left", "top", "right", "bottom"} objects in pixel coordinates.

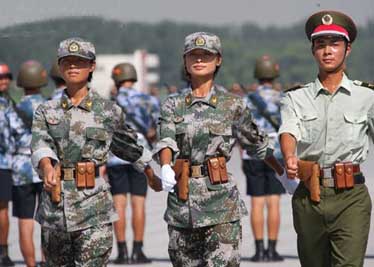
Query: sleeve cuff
[
  {"left": 278, "top": 125, "right": 301, "bottom": 142},
  {"left": 31, "top": 147, "right": 59, "bottom": 170},
  {"left": 152, "top": 137, "right": 180, "bottom": 164},
  {"left": 132, "top": 147, "right": 153, "bottom": 172}
]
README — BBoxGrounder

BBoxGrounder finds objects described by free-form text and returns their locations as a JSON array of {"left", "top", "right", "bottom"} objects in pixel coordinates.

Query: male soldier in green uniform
[{"left": 279, "top": 10, "right": 372, "bottom": 267}]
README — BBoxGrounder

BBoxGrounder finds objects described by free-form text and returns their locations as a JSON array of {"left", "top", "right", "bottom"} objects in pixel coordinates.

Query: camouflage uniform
[
  {"left": 5, "top": 94, "right": 44, "bottom": 186},
  {"left": 107, "top": 86, "right": 159, "bottom": 166},
  {"left": 31, "top": 38, "right": 151, "bottom": 267},
  {"left": 0, "top": 96, "right": 12, "bottom": 171},
  {"left": 154, "top": 84, "right": 270, "bottom": 266}
]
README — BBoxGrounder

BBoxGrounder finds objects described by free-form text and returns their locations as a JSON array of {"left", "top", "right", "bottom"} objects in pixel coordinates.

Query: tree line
[{"left": 0, "top": 16, "right": 373, "bottom": 89}]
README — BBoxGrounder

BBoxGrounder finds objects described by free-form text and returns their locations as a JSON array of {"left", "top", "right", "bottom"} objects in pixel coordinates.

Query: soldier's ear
[
  {"left": 216, "top": 55, "right": 222, "bottom": 67},
  {"left": 89, "top": 61, "right": 96, "bottom": 72}
]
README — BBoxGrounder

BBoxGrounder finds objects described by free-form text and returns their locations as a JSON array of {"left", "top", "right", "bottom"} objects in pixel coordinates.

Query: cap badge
[
  {"left": 68, "top": 42, "right": 80, "bottom": 53},
  {"left": 322, "top": 14, "right": 333, "bottom": 25},
  {"left": 195, "top": 36, "right": 206, "bottom": 46}
]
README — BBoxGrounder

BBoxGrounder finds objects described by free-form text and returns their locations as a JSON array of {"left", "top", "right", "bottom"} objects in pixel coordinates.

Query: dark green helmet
[
  {"left": 7, "top": 82, "right": 25, "bottom": 104},
  {"left": 17, "top": 60, "right": 48, "bottom": 89},
  {"left": 254, "top": 55, "right": 280, "bottom": 80},
  {"left": 49, "top": 60, "right": 62, "bottom": 80},
  {"left": 111, "top": 63, "right": 137, "bottom": 83}
]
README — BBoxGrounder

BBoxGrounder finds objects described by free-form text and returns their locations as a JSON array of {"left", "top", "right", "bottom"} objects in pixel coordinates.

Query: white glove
[
  {"left": 161, "top": 164, "right": 177, "bottom": 192},
  {"left": 275, "top": 168, "right": 300, "bottom": 194}
]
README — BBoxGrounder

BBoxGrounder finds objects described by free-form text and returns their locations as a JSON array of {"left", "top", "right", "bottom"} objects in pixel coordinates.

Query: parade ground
[{"left": 7, "top": 146, "right": 374, "bottom": 266}]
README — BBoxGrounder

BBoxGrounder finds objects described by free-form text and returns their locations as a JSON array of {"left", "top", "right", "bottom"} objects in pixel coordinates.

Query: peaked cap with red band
[{"left": 305, "top": 10, "right": 357, "bottom": 43}]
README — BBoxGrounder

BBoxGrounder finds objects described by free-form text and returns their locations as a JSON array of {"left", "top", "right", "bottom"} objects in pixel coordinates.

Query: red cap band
[{"left": 311, "top": 24, "right": 349, "bottom": 41}]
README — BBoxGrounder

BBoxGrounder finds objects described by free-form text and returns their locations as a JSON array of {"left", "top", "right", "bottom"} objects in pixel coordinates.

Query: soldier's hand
[
  {"left": 43, "top": 164, "right": 56, "bottom": 192},
  {"left": 286, "top": 155, "right": 298, "bottom": 179},
  {"left": 39, "top": 158, "right": 56, "bottom": 192}
]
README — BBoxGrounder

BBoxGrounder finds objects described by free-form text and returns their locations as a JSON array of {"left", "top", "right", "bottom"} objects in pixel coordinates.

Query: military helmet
[
  {"left": 49, "top": 60, "right": 62, "bottom": 80},
  {"left": 254, "top": 55, "right": 280, "bottom": 80},
  {"left": 0, "top": 62, "right": 13, "bottom": 80},
  {"left": 17, "top": 60, "right": 48, "bottom": 88},
  {"left": 305, "top": 10, "right": 357, "bottom": 43},
  {"left": 111, "top": 63, "right": 138, "bottom": 83}
]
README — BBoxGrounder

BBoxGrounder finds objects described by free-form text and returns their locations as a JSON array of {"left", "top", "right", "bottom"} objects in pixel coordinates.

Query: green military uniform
[
  {"left": 31, "top": 38, "right": 151, "bottom": 267},
  {"left": 154, "top": 32, "right": 272, "bottom": 267},
  {"left": 279, "top": 11, "right": 372, "bottom": 267}
]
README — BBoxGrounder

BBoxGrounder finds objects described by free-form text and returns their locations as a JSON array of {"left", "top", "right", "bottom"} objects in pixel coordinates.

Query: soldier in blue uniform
[
  {"left": 108, "top": 62, "right": 159, "bottom": 264},
  {"left": 5, "top": 60, "right": 47, "bottom": 267},
  {"left": 242, "top": 55, "right": 285, "bottom": 262},
  {"left": 0, "top": 62, "right": 15, "bottom": 267}
]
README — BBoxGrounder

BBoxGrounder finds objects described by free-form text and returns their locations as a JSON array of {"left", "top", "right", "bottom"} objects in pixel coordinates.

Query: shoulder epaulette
[
  {"left": 284, "top": 83, "right": 305, "bottom": 93},
  {"left": 353, "top": 80, "right": 374, "bottom": 90}
]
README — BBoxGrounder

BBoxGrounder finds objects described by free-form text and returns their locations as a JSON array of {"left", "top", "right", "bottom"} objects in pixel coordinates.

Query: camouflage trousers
[
  {"left": 42, "top": 223, "right": 113, "bottom": 267},
  {"left": 168, "top": 220, "right": 241, "bottom": 267}
]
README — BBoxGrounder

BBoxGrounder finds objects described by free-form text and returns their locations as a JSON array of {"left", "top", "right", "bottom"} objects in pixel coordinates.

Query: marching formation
[{"left": 0, "top": 9, "right": 372, "bottom": 267}]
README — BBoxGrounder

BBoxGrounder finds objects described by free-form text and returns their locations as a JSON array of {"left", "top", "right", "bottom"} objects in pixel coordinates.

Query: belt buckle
[
  {"left": 191, "top": 165, "right": 202, "bottom": 178},
  {"left": 322, "top": 178, "right": 335, "bottom": 187},
  {"left": 63, "top": 168, "right": 75, "bottom": 181},
  {"left": 322, "top": 167, "right": 332, "bottom": 179}
]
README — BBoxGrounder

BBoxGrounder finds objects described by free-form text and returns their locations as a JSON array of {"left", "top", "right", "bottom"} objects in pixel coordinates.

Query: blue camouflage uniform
[
  {"left": 0, "top": 97, "right": 12, "bottom": 170},
  {"left": 107, "top": 86, "right": 159, "bottom": 166},
  {"left": 5, "top": 94, "right": 44, "bottom": 186}
]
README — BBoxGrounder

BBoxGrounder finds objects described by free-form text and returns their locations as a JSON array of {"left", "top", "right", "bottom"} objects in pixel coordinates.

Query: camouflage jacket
[
  {"left": 31, "top": 89, "right": 151, "bottom": 232},
  {"left": 153, "top": 85, "right": 270, "bottom": 228},
  {"left": 6, "top": 94, "right": 44, "bottom": 185},
  {"left": 0, "top": 96, "right": 12, "bottom": 169},
  {"left": 107, "top": 86, "right": 159, "bottom": 166}
]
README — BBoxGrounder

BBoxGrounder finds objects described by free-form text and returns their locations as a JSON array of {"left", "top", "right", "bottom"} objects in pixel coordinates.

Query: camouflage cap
[
  {"left": 58, "top": 37, "right": 96, "bottom": 61},
  {"left": 184, "top": 32, "right": 222, "bottom": 55},
  {"left": 305, "top": 10, "right": 357, "bottom": 43}
]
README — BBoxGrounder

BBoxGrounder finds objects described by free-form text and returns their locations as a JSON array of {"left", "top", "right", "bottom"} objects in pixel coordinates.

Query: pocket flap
[
  {"left": 344, "top": 113, "right": 367, "bottom": 124},
  {"left": 86, "top": 162, "right": 95, "bottom": 174},
  {"left": 300, "top": 113, "right": 318, "bottom": 121},
  {"left": 209, "top": 124, "right": 232, "bottom": 136},
  {"left": 77, "top": 163, "right": 86, "bottom": 175},
  {"left": 86, "top": 127, "right": 108, "bottom": 141}
]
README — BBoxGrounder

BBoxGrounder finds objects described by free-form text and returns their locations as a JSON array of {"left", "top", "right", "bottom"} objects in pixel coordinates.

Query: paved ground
[{"left": 6, "top": 146, "right": 374, "bottom": 266}]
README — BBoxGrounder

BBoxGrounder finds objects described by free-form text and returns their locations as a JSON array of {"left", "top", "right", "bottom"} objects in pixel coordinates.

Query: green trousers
[{"left": 292, "top": 183, "right": 371, "bottom": 267}]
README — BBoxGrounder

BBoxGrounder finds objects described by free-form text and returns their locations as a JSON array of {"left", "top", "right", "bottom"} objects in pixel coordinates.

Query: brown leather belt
[{"left": 61, "top": 166, "right": 100, "bottom": 181}]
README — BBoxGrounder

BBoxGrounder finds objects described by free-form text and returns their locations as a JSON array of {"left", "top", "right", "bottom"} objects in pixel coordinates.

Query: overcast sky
[{"left": 0, "top": 0, "right": 373, "bottom": 28}]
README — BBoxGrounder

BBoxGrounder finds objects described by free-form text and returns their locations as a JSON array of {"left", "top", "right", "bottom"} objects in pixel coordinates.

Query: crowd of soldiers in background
[{"left": 0, "top": 54, "right": 290, "bottom": 266}]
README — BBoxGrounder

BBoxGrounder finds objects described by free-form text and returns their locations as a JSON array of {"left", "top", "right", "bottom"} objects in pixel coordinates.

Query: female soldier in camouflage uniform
[
  {"left": 31, "top": 37, "right": 152, "bottom": 267},
  {"left": 153, "top": 32, "right": 275, "bottom": 267}
]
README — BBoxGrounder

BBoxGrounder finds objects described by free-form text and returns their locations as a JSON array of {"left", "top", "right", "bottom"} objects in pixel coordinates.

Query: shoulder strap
[
  {"left": 284, "top": 83, "right": 305, "bottom": 93},
  {"left": 353, "top": 80, "right": 374, "bottom": 90}
]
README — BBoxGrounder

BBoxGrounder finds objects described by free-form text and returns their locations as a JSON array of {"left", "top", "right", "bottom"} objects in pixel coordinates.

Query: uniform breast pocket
[
  {"left": 299, "top": 113, "right": 319, "bottom": 143},
  {"left": 82, "top": 127, "right": 109, "bottom": 160},
  {"left": 46, "top": 116, "right": 67, "bottom": 140},
  {"left": 207, "top": 123, "right": 232, "bottom": 156},
  {"left": 343, "top": 113, "right": 367, "bottom": 146}
]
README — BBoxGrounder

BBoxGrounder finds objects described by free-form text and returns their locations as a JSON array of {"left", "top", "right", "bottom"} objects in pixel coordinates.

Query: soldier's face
[
  {"left": 59, "top": 56, "right": 95, "bottom": 84},
  {"left": 184, "top": 49, "right": 221, "bottom": 79},
  {"left": 312, "top": 36, "right": 351, "bottom": 73},
  {"left": 0, "top": 76, "right": 11, "bottom": 92}
]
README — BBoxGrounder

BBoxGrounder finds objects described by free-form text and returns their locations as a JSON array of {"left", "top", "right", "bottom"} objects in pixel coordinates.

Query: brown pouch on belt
[
  {"left": 218, "top": 157, "right": 228, "bottom": 183},
  {"left": 76, "top": 162, "right": 87, "bottom": 189},
  {"left": 334, "top": 163, "right": 346, "bottom": 189},
  {"left": 173, "top": 159, "right": 190, "bottom": 201},
  {"left": 51, "top": 163, "right": 62, "bottom": 203},
  {"left": 207, "top": 157, "right": 221, "bottom": 185},
  {"left": 344, "top": 162, "right": 354, "bottom": 188},
  {"left": 85, "top": 162, "right": 95, "bottom": 188},
  {"left": 297, "top": 160, "right": 321, "bottom": 202}
]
